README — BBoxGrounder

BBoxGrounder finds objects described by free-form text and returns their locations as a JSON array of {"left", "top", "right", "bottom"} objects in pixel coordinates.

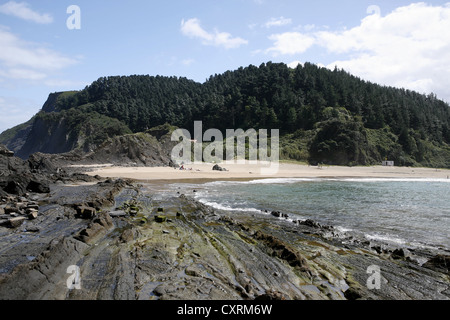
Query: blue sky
[{"left": 1, "top": 0, "right": 450, "bottom": 133}]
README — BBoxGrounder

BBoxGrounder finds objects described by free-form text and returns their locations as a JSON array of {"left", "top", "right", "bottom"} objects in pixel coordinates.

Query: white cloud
[
  {"left": 266, "top": 32, "right": 315, "bottom": 56},
  {"left": 265, "top": 3, "right": 450, "bottom": 101},
  {"left": 318, "top": 3, "right": 450, "bottom": 100},
  {"left": 0, "top": 68, "right": 46, "bottom": 80},
  {"left": 265, "top": 17, "right": 292, "bottom": 28},
  {"left": 0, "top": 27, "right": 77, "bottom": 82},
  {"left": 0, "top": 1, "right": 53, "bottom": 24},
  {"left": 0, "top": 95, "right": 38, "bottom": 133},
  {"left": 181, "top": 18, "right": 248, "bottom": 49}
]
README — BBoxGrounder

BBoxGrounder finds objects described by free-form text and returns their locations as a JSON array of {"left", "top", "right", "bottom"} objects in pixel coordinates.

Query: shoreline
[
  {"left": 1, "top": 173, "right": 449, "bottom": 300},
  {"left": 84, "top": 162, "right": 450, "bottom": 182}
]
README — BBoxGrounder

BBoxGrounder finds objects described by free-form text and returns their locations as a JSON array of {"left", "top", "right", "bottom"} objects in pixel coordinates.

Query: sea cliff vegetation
[{"left": 1, "top": 62, "right": 449, "bottom": 167}]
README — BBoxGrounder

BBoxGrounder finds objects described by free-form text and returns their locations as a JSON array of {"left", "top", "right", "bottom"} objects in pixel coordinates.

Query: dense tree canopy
[{"left": 2, "top": 62, "right": 450, "bottom": 167}]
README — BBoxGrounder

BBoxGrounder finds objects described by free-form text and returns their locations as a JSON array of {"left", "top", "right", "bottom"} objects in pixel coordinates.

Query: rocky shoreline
[
  {"left": 0, "top": 145, "right": 449, "bottom": 300},
  {"left": 0, "top": 180, "right": 448, "bottom": 300}
]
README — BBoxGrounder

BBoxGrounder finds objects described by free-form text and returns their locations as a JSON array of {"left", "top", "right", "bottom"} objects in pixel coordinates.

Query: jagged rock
[
  {"left": 109, "top": 210, "right": 127, "bottom": 217},
  {"left": 254, "top": 290, "right": 287, "bottom": 300},
  {"left": 423, "top": 255, "right": 450, "bottom": 274},
  {"left": 27, "top": 179, "right": 50, "bottom": 193},
  {"left": 212, "top": 164, "right": 227, "bottom": 171},
  {"left": 271, "top": 211, "right": 281, "bottom": 217},
  {"left": 75, "top": 206, "right": 96, "bottom": 219},
  {"left": 120, "top": 227, "right": 137, "bottom": 243},
  {"left": 26, "top": 204, "right": 39, "bottom": 210},
  {"left": 8, "top": 217, "right": 26, "bottom": 228},
  {"left": 253, "top": 230, "right": 312, "bottom": 275},
  {"left": 74, "top": 213, "right": 113, "bottom": 244},
  {"left": 300, "top": 219, "right": 322, "bottom": 228},
  {"left": 27, "top": 210, "right": 38, "bottom": 220},
  {"left": 155, "top": 215, "right": 167, "bottom": 223},
  {"left": 0, "top": 145, "right": 14, "bottom": 157},
  {"left": 27, "top": 153, "right": 57, "bottom": 173},
  {"left": 94, "top": 212, "right": 113, "bottom": 229},
  {"left": 3, "top": 180, "right": 27, "bottom": 196},
  {"left": 4, "top": 206, "right": 19, "bottom": 215},
  {"left": 391, "top": 248, "right": 411, "bottom": 260}
]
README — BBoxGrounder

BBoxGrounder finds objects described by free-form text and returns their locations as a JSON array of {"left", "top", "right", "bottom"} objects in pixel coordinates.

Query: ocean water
[{"left": 164, "top": 178, "right": 450, "bottom": 250}]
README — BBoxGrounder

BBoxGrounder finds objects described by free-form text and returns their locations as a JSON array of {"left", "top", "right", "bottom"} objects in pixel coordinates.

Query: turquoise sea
[{"left": 161, "top": 178, "right": 450, "bottom": 250}]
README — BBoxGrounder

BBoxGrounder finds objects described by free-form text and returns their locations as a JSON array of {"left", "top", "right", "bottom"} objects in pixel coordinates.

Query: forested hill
[{"left": 1, "top": 62, "right": 450, "bottom": 168}]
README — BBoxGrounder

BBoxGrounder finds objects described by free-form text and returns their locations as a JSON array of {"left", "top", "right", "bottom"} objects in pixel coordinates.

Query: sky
[{"left": 1, "top": 0, "right": 450, "bottom": 133}]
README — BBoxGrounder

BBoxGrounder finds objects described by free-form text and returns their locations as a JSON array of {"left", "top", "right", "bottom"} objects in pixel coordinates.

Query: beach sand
[{"left": 85, "top": 162, "right": 450, "bottom": 181}]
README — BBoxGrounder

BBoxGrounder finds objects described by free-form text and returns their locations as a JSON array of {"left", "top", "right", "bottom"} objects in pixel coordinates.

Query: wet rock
[
  {"left": 254, "top": 290, "right": 288, "bottom": 300},
  {"left": 155, "top": 215, "right": 167, "bottom": 223},
  {"left": 300, "top": 219, "right": 322, "bottom": 228},
  {"left": 26, "top": 179, "right": 50, "bottom": 194},
  {"left": 109, "top": 210, "right": 127, "bottom": 217},
  {"left": 120, "top": 228, "right": 137, "bottom": 243},
  {"left": 271, "top": 211, "right": 281, "bottom": 218},
  {"left": 95, "top": 212, "right": 114, "bottom": 229},
  {"left": 75, "top": 206, "right": 96, "bottom": 219},
  {"left": 391, "top": 248, "right": 411, "bottom": 260},
  {"left": 423, "top": 255, "right": 450, "bottom": 274},
  {"left": 253, "top": 230, "right": 312, "bottom": 275},
  {"left": 74, "top": 212, "right": 113, "bottom": 244}
]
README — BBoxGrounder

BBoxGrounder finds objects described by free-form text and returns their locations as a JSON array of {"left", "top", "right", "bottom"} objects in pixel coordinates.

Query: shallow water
[{"left": 158, "top": 177, "right": 450, "bottom": 250}]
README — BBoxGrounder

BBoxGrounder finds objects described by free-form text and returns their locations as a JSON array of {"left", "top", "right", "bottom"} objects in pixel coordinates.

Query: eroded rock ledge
[{"left": 0, "top": 180, "right": 449, "bottom": 300}]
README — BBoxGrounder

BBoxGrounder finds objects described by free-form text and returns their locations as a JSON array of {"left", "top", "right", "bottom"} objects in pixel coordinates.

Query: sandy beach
[{"left": 84, "top": 162, "right": 450, "bottom": 181}]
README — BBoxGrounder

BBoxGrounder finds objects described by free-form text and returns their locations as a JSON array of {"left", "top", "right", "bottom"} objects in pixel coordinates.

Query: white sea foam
[
  {"left": 338, "top": 177, "right": 450, "bottom": 183},
  {"left": 203, "top": 178, "right": 320, "bottom": 187},
  {"left": 365, "top": 233, "right": 407, "bottom": 246},
  {"left": 202, "top": 177, "right": 450, "bottom": 187},
  {"left": 197, "top": 198, "right": 262, "bottom": 214},
  {"left": 164, "top": 176, "right": 449, "bottom": 251}
]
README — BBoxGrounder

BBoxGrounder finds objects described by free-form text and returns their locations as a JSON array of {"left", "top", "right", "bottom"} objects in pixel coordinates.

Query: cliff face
[
  {"left": 1, "top": 92, "right": 136, "bottom": 161},
  {"left": 16, "top": 116, "right": 80, "bottom": 159}
]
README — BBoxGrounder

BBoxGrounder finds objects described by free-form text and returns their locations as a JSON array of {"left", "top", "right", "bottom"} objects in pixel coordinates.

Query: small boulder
[
  {"left": 8, "top": 217, "right": 26, "bottom": 228},
  {"left": 391, "top": 248, "right": 411, "bottom": 260},
  {"left": 4, "top": 206, "right": 19, "bottom": 215},
  {"left": 212, "top": 164, "right": 227, "bottom": 171},
  {"left": 271, "top": 211, "right": 281, "bottom": 218},
  {"left": 109, "top": 210, "right": 127, "bottom": 217},
  {"left": 27, "top": 210, "right": 39, "bottom": 220},
  {"left": 76, "top": 206, "right": 96, "bottom": 219},
  {"left": 155, "top": 215, "right": 167, "bottom": 223}
]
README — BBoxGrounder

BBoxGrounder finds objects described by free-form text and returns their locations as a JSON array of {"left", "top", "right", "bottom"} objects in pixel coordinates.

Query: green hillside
[{"left": 1, "top": 62, "right": 449, "bottom": 167}]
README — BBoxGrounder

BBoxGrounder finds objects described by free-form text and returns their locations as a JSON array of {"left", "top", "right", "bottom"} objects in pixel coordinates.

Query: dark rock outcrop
[
  {"left": 423, "top": 255, "right": 450, "bottom": 274},
  {"left": 212, "top": 164, "right": 228, "bottom": 171}
]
